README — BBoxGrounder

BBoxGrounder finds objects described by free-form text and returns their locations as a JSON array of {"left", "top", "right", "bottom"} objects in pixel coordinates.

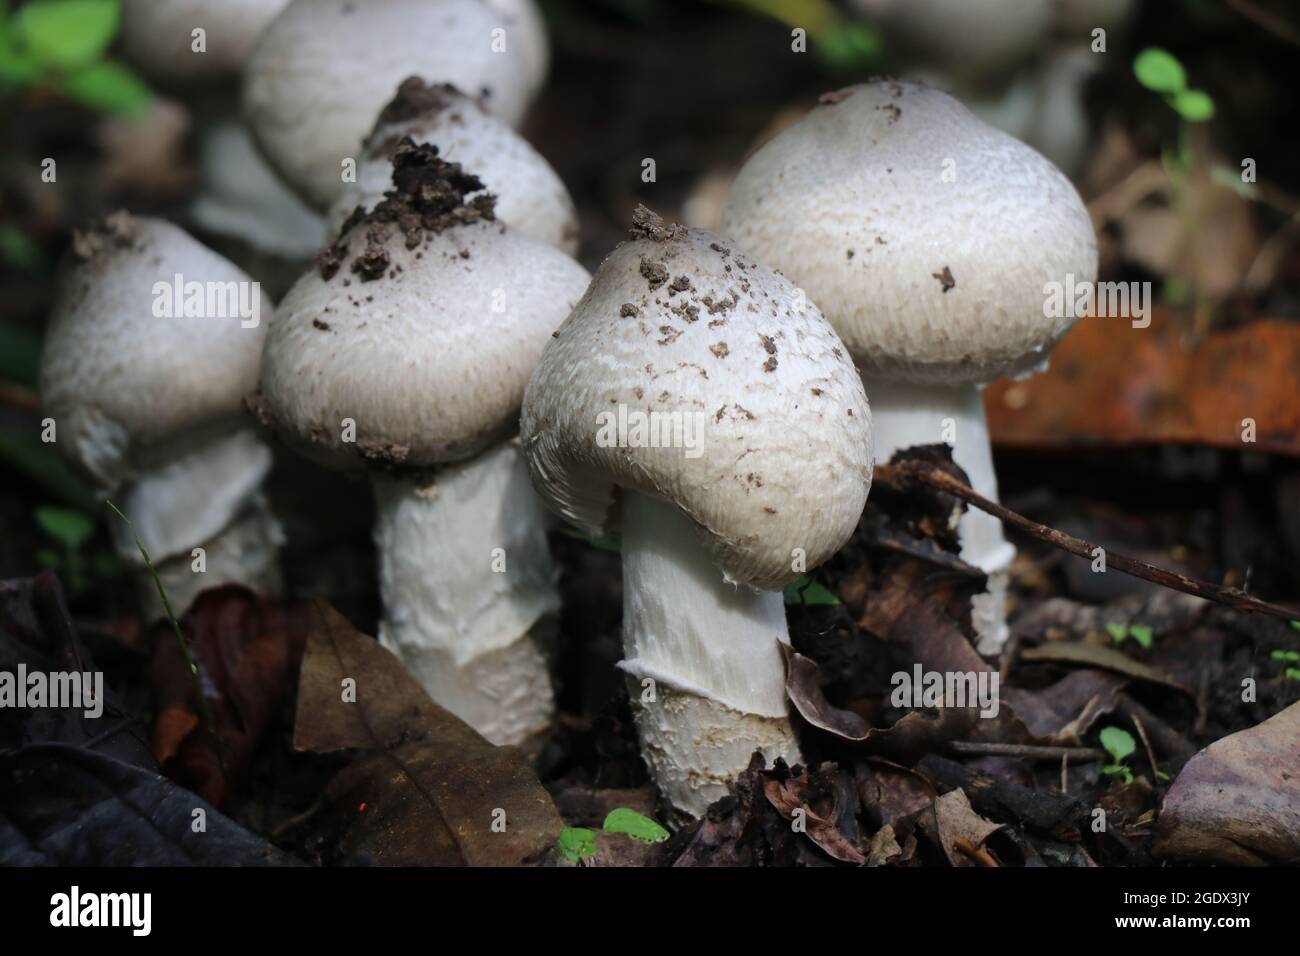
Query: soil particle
[
  {"left": 932, "top": 266, "right": 956, "bottom": 292},
  {"left": 657, "top": 326, "right": 682, "bottom": 345},
  {"left": 312, "top": 318, "right": 331, "bottom": 331},
  {"left": 640, "top": 259, "right": 669, "bottom": 288},
  {"left": 356, "top": 439, "right": 411, "bottom": 467},
  {"left": 710, "top": 342, "right": 729, "bottom": 359},
  {"left": 374, "top": 77, "right": 458, "bottom": 128},
  {"left": 877, "top": 103, "right": 902, "bottom": 123},
  {"left": 628, "top": 204, "right": 684, "bottom": 242},
  {"left": 667, "top": 274, "right": 692, "bottom": 296},
  {"left": 320, "top": 139, "right": 495, "bottom": 282},
  {"left": 619, "top": 303, "right": 639, "bottom": 318},
  {"left": 71, "top": 210, "right": 137, "bottom": 261}
]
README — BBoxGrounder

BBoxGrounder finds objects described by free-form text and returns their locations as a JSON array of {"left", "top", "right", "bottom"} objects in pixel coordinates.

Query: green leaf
[
  {"left": 784, "top": 575, "right": 840, "bottom": 606},
  {"left": 15, "top": 0, "right": 118, "bottom": 70},
  {"left": 1127, "top": 625, "right": 1154, "bottom": 649},
  {"left": 34, "top": 505, "right": 94, "bottom": 549},
  {"left": 815, "top": 20, "right": 883, "bottom": 69},
  {"left": 1291, "top": 620, "right": 1300, "bottom": 631},
  {"left": 1155, "top": 769, "right": 1171, "bottom": 783},
  {"left": 61, "top": 59, "right": 150, "bottom": 115},
  {"left": 1099, "top": 726, "right": 1136, "bottom": 763},
  {"left": 1285, "top": 668, "right": 1300, "bottom": 682},
  {"left": 35, "top": 547, "right": 60, "bottom": 569},
  {"left": 1106, "top": 622, "right": 1127, "bottom": 642},
  {"left": 0, "top": 23, "right": 44, "bottom": 85},
  {"left": 554, "top": 827, "right": 598, "bottom": 862},
  {"left": 602, "top": 807, "right": 669, "bottom": 844},
  {"left": 1171, "top": 89, "right": 1214, "bottom": 123},
  {"left": 1133, "top": 48, "right": 1186, "bottom": 94},
  {"left": 0, "top": 224, "right": 43, "bottom": 273},
  {"left": 1270, "top": 650, "right": 1300, "bottom": 662}
]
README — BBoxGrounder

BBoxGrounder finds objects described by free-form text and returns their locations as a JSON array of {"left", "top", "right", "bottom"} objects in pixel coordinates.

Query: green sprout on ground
[
  {"left": 0, "top": 0, "right": 150, "bottom": 115},
  {"left": 1099, "top": 726, "right": 1136, "bottom": 786},
  {"left": 1269, "top": 649, "right": 1300, "bottom": 682},
  {"left": 554, "top": 808, "right": 669, "bottom": 862},
  {"left": 33, "top": 505, "right": 118, "bottom": 594},
  {"left": 106, "top": 499, "right": 214, "bottom": 735},
  {"left": 783, "top": 574, "right": 839, "bottom": 607},
  {"left": 1107, "top": 622, "right": 1154, "bottom": 650}
]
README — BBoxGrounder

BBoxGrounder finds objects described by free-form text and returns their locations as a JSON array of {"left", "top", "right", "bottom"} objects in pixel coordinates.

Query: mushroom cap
[
  {"left": 258, "top": 146, "right": 590, "bottom": 474},
  {"left": 39, "top": 212, "right": 270, "bottom": 489},
  {"left": 521, "top": 209, "right": 872, "bottom": 592},
  {"left": 483, "top": 0, "right": 549, "bottom": 92},
  {"left": 850, "top": 0, "right": 1052, "bottom": 86},
  {"left": 120, "top": 0, "right": 290, "bottom": 84},
  {"left": 243, "top": 0, "right": 539, "bottom": 210},
  {"left": 721, "top": 81, "right": 1098, "bottom": 386},
  {"left": 326, "top": 80, "right": 577, "bottom": 254}
]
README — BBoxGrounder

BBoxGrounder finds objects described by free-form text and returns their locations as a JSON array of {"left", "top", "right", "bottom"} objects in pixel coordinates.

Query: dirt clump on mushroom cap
[{"left": 318, "top": 139, "right": 497, "bottom": 281}]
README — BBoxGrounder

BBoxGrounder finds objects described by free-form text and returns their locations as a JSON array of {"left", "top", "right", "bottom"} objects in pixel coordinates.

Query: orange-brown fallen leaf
[{"left": 986, "top": 310, "right": 1300, "bottom": 456}]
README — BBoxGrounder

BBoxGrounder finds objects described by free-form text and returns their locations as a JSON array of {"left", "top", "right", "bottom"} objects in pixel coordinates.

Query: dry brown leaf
[
  {"left": 294, "top": 600, "right": 563, "bottom": 866},
  {"left": 1153, "top": 702, "right": 1300, "bottom": 866}
]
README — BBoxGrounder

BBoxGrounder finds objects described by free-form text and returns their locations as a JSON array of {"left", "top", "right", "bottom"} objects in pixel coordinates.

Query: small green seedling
[
  {"left": 1290, "top": 620, "right": 1300, "bottom": 632},
  {"left": 554, "top": 808, "right": 669, "bottom": 862},
  {"left": 1133, "top": 48, "right": 1214, "bottom": 126},
  {"left": 1270, "top": 650, "right": 1300, "bottom": 682},
  {"left": 1099, "top": 726, "right": 1136, "bottom": 786},
  {"left": 0, "top": 0, "right": 150, "bottom": 115},
  {"left": 554, "top": 827, "right": 598, "bottom": 862},
  {"left": 33, "top": 504, "right": 118, "bottom": 593},
  {"left": 602, "top": 808, "right": 669, "bottom": 844},
  {"left": 783, "top": 574, "right": 840, "bottom": 607},
  {"left": 1107, "top": 623, "right": 1154, "bottom": 650}
]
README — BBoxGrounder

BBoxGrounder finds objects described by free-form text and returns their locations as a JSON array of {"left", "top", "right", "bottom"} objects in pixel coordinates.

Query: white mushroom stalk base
[
  {"left": 372, "top": 442, "right": 559, "bottom": 746},
  {"left": 108, "top": 429, "right": 284, "bottom": 622},
  {"left": 865, "top": 379, "right": 1015, "bottom": 653},
  {"left": 619, "top": 492, "right": 801, "bottom": 820}
]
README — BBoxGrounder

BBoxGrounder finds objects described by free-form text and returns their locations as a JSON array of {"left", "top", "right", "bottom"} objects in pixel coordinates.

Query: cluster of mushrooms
[{"left": 38, "top": 0, "right": 1096, "bottom": 820}]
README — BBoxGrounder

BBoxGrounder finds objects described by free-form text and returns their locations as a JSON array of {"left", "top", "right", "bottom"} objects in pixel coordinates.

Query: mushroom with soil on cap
[
  {"left": 326, "top": 78, "right": 578, "bottom": 255},
  {"left": 520, "top": 207, "right": 872, "bottom": 819},
  {"left": 39, "top": 212, "right": 283, "bottom": 620},
  {"left": 243, "top": 0, "right": 547, "bottom": 211},
  {"left": 721, "top": 80, "right": 1098, "bottom": 653},
  {"left": 256, "top": 143, "right": 590, "bottom": 745}
]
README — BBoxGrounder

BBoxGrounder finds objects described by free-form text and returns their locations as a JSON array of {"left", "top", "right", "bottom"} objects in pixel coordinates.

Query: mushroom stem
[
  {"left": 372, "top": 441, "right": 558, "bottom": 745},
  {"left": 619, "top": 491, "right": 801, "bottom": 820},
  {"left": 865, "top": 379, "right": 1014, "bottom": 652},
  {"left": 108, "top": 429, "right": 284, "bottom": 620}
]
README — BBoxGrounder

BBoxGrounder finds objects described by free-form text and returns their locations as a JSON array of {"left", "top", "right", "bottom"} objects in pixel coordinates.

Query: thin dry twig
[
  {"left": 948, "top": 741, "right": 1106, "bottom": 762},
  {"left": 875, "top": 460, "right": 1299, "bottom": 623}
]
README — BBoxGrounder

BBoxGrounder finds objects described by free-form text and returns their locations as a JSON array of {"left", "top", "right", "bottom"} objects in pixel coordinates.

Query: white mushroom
[
  {"left": 520, "top": 207, "right": 872, "bottom": 818},
  {"left": 257, "top": 144, "right": 590, "bottom": 744},
  {"left": 722, "top": 81, "right": 1097, "bottom": 652},
  {"left": 120, "top": 0, "right": 291, "bottom": 84},
  {"left": 117, "top": 0, "right": 326, "bottom": 264},
  {"left": 850, "top": 0, "right": 1053, "bottom": 89},
  {"left": 243, "top": 0, "right": 546, "bottom": 210},
  {"left": 39, "top": 212, "right": 283, "bottom": 620},
  {"left": 326, "top": 79, "right": 577, "bottom": 254}
]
